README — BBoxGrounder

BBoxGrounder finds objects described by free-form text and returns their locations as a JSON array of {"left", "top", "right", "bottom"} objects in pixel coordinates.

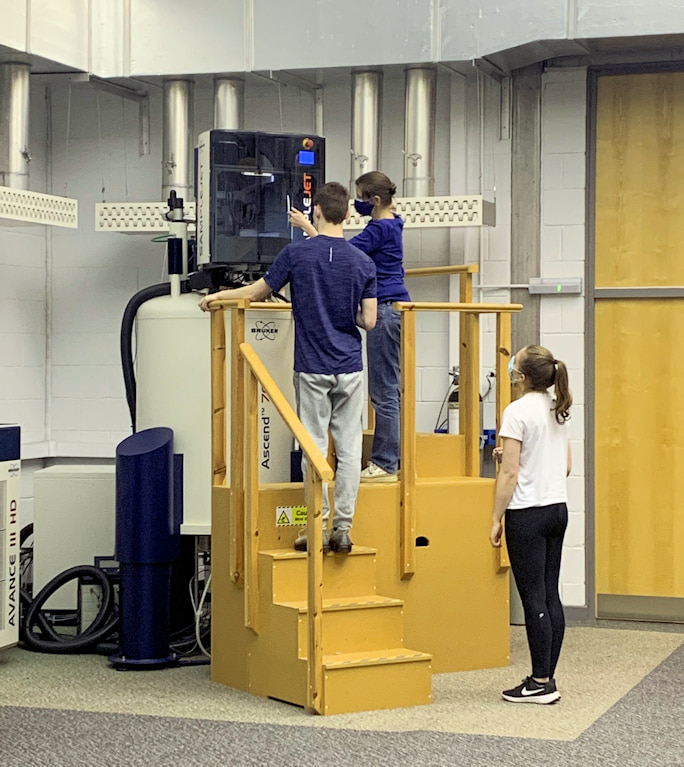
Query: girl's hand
[
  {"left": 289, "top": 208, "right": 309, "bottom": 230},
  {"left": 492, "top": 446, "right": 503, "bottom": 464},
  {"left": 489, "top": 520, "right": 503, "bottom": 548}
]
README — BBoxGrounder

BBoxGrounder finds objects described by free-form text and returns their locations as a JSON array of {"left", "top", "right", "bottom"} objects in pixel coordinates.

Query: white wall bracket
[
  {"left": 0, "top": 186, "right": 78, "bottom": 228},
  {"left": 95, "top": 195, "right": 495, "bottom": 233}
]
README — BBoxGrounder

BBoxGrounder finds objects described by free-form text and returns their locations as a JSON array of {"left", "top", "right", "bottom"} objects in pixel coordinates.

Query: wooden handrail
[
  {"left": 239, "top": 341, "right": 331, "bottom": 715},
  {"left": 230, "top": 305, "right": 247, "bottom": 586},
  {"left": 400, "top": 310, "right": 417, "bottom": 578},
  {"left": 249, "top": 302, "right": 292, "bottom": 310},
  {"left": 394, "top": 301, "right": 521, "bottom": 579},
  {"left": 208, "top": 298, "right": 293, "bottom": 311},
  {"left": 239, "top": 343, "right": 334, "bottom": 481},
  {"left": 394, "top": 301, "right": 523, "bottom": 313},
  {"left": 208, "top": 298, "right": 253, "bottom": 309},
  {"left": 404, "top": 264, "right": 478, "bottom": 277},
  {"left": 495, "top": 313, "right": 512, "bottom": 574},
  {"left": 210, "top": 311, "right": 228, "bottom": 487}
]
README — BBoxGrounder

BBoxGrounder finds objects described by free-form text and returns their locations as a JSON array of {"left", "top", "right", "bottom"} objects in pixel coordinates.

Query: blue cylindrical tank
[{"left": 110, "top": 427, "right": 179, "bottom": 669}]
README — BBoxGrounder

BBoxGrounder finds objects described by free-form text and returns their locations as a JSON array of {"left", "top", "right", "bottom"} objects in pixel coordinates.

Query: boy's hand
[
  {"left": 492, "top": 446, "right": 503, "bottom": 464},
  {"left": 199, "top": 293, "right": 220, "bottom": 312},
  {"left": 288, "top": 208, "right": 310, "bottom": 230}
]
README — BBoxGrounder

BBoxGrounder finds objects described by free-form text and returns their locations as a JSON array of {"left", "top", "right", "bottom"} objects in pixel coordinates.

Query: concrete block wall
[
  {"left": 0, "top": 84, "right": 49, "bottom": 452},
  {"left": 28, "top": 71, "right": 462, "bottom": 453},
  {"left": 468, "top": 73, "right": 513, "bottom": 434},
  {"left": 48, "top": 82, "right": 163, "bottom": 455},
  {"left": 0, "top": 70, "right": 521, "bottom": 533},
  {"left": 0, "top": 227, "right": 47, "bottom": 448},
  {"left": 540, "top": 68, "right": 588, "bottom": 607}
]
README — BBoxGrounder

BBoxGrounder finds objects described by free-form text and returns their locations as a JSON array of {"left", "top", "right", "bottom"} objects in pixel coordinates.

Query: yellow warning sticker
[{"left": 276, "top": 505, "right": 307, "bottom": 526}]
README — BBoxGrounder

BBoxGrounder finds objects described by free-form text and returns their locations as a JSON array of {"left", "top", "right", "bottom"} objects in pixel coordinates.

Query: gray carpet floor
[{"left": 1, "top": 635, "right": 683, "bottom": 766}]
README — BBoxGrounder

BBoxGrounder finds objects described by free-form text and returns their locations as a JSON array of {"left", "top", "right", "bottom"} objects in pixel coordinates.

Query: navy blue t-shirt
[
  {"left": 349, "top": 216, "right": 410, "bottom": 303},
  {"left": 264, "top": 235, "right": 377, "bottom": 375}
]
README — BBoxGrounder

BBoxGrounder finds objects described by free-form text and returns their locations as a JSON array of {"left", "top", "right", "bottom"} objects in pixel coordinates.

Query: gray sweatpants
[{"left": 293, "top": 371, "right": 364, "bottom": 531}]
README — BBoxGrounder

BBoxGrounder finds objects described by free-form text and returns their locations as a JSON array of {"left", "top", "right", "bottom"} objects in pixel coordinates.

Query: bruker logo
[{"left": 251, "top": 321, "right": 278, "bottom": 341}]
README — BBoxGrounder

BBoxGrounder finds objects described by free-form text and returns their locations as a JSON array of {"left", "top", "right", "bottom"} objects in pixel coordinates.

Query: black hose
[
  {"left": 23, "top": 565, "right": 118, "bottom": 654},
  {"left": 20, "top": 523, "right": 34, "bottom": 546},
  {"left": 120, "top": 283, "right": 172, "bottom": 432}
]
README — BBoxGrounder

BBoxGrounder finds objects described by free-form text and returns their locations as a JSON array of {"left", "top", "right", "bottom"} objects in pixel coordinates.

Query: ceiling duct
[
  {"left": 350, "top": 70, "right": 382, "bottom": 190},
  {"left": 162, "top": 79, "right": 194, "bottom": 202},
  {"left": 0, "top": 62, "right": 31, "bottom": 190},
  {"left": 403, "top": 67, "right": 436, "bottom": 197},
  {"left": 214, "top": 78, "right": 244, "bottom": 130}
]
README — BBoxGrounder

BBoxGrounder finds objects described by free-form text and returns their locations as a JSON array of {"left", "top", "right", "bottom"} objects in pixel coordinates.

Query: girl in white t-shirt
[{"left": 490, "top": 344, "right": 572, "bottom": 705}]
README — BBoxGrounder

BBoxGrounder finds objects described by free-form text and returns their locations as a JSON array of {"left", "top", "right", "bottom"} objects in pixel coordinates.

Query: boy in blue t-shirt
[{"left": 199, "top": 182, "right": 377, "bottom": 554}]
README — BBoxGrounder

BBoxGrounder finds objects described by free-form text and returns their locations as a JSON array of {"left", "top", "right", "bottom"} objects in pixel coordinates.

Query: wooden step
[
  {"left": 275, "top": 595, "right": 405, "bottom": 656},
  {"left": 260, "top": 546, "right": 378, "bottom": 603},
  {"left": 322, "top": 648, "right": 433, "bottom": 715}
]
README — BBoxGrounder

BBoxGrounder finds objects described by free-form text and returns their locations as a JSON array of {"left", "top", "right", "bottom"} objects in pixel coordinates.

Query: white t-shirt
[{"left": 499, "top": 390, "right": 568, "bottom": 509}]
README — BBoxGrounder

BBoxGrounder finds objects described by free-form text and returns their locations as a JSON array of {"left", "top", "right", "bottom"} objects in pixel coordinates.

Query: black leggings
[{"left": 505, "top": 503, "right": 568, "bottom": 679}]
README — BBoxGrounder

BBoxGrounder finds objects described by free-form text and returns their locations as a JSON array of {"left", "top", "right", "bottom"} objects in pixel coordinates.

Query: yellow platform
[{"left": 211, "top": 432, "right": 510, "bottom": 715}]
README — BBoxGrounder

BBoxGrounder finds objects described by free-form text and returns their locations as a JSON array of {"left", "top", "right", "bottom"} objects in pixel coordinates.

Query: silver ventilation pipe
[
  {"left": 403, "top": 67, "right": 436, "bottom": 197},
  {"left": 0, "top": 63, "right": 31, "bottom": 190},
  {"left": 214, "top": 78, "right": 244, "bottom": 130},
  {"left": 350, "top": 70, "right": 382, "bottom": 189},
  {"left": 162, "top": 79, "right": 194, "bottom": 202}
]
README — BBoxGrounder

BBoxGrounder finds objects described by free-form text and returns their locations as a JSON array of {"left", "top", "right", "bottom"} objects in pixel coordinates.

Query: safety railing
[
  {"left": 394, "top": 300, "right": 522, "bottom": 579},
  {"left": 208, "top": 292, "right": 519, "bottom": 705},
  {"left": 363, "top": 263, "right": 476, "bottom": 432},
  {"left": 210, "top": 300, "right": 331, "bottom": 714}
]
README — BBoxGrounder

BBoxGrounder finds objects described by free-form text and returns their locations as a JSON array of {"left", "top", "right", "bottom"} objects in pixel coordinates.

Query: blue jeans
[{"left": 367, "top": 302, "right": 401, "bottom": 473}]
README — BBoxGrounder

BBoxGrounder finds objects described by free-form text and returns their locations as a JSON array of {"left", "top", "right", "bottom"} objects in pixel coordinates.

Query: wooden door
[{"left": 595, "top": 71, "right": 684, "bottom": 620}]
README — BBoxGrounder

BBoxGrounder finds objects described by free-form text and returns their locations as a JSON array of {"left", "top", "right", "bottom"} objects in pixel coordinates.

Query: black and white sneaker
[{"left": 502, "top": 676, "right": 560, "bottom": 704}]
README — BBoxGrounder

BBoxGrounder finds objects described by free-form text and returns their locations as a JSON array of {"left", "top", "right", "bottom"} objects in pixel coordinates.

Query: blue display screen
[{"left": 298, "top": 150, "right": 315, "bottom": 165}]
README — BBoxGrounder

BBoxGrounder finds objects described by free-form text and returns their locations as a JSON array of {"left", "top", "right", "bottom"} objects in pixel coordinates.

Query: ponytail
[
  {"left": 517, "top": 345, "right": 573, "bottom": 424},
  {"left": 552, "top": 358, "right": 572, "bottom": 424}
]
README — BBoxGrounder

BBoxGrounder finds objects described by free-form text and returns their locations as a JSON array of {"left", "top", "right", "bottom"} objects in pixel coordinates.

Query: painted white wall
[{"left": 540, "top": 67, "right": 588, "bottom": 608}]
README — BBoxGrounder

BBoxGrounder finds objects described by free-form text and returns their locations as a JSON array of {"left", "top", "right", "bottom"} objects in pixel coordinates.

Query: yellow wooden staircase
[
  {"left": 256, "top": 546, "right": 432, "bottom": 714},
  {"left": 208, "top": 291, "right": 520, "bottom": 716}
]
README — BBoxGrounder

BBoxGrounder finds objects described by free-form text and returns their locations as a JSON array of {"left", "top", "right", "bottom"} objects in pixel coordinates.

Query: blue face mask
[
  {"left": 508, "top": 355, "right": 517, "bottom": 383},
  {"left": 354, "top": 199, "right": 374, "bottom": 216}
]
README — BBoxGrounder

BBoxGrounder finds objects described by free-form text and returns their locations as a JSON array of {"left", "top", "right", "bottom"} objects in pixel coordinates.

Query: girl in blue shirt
[{"left": 291, "top": 171, "right": 409, "bottom": 481}]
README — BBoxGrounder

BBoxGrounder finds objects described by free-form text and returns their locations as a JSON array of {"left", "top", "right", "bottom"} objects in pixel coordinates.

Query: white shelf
[
  {"left": 95, "top": 196, "right": 495, "bottom": 233},
  {"left": 0, "top": 186, "right": 78, "bottom": 228}
]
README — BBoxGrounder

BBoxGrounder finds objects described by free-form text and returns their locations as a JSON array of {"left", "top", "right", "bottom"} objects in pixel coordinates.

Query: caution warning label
[{"left": 276, "top": 505, "right": 307, "bottom": 526}]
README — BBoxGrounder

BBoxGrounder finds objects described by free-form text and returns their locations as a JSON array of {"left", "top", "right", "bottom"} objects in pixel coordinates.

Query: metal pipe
[
  {"left": 0, "top": 63, "right": 31, "bottom": 189},
  {"left": 214, "top": 78, "right": 244, "bottom": 130},
  {"left": 403, "top": 67, "right": 436, "bottom": 197},
  {"left": 350, "top": 70, "right": 381, "bottom": 189},
  {"left": 162, "top": 79, "right": 194, "bottom": 202}
]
